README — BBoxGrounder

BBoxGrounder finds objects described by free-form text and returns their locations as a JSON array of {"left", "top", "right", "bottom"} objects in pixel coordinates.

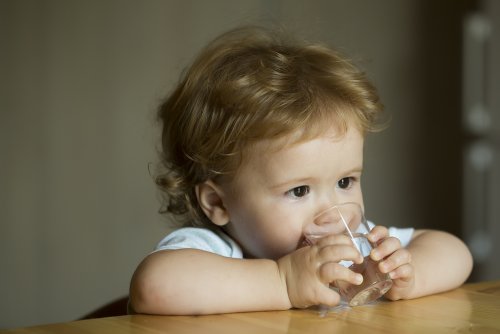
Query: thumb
[{"left": 314, "top": 284, "right": 342, "bottom": 307}]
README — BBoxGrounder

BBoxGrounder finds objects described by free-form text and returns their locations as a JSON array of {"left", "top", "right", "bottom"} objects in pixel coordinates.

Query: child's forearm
[
  {"left": 129, "top": 249, "right": 291, "bottom": 315},
  {"left": 405, "top": 229, "right": 473, "bottom": 298}
]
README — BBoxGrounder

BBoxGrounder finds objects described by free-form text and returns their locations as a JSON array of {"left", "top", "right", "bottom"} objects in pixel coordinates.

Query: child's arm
[
  {"left": 130, "top": 234, "right": 363, "bottom": 315},
  {"left": 130, "top": 249, "right": 289, "bottom": 314},
  {"left": 368, "top": 228, "right": 473, "bottom": 301}
]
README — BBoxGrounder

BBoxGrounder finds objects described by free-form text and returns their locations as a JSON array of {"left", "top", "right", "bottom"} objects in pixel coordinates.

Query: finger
[
  {"left": 315, "top": 233, "right": 353, "bottom": 247},
  {"left": 371, "top": 236, "right": 402, "bottom": 261},
  {"left": 388, "top": 263, "right": 414, "bottom": 280},
  {"left": 317, "top": 243, "right": 364, "bottom": 264},
  {"left": 319, "top": 262, "right": 363, "bottom": 286},
  {"left": 367, "top": 225, "right": 389, "bottom": 244},
  {"left": 314, "top": 284, "right": 342, "bottom": 307},
  {"left": 378, "top": 248, "right": 412, "bottom": 273}
]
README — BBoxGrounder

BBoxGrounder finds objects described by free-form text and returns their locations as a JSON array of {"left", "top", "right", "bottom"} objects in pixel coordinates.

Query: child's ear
[{"left": 195, "top": 180, "right": 229, "bottom": 226}]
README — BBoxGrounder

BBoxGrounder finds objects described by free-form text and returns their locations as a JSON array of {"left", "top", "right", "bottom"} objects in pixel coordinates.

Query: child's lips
[{"left": 298, "top": 237, "right": 312, "bottom": 249}]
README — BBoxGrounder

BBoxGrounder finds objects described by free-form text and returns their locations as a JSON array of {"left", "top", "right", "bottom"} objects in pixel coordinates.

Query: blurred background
[{"left": 1, "top": 0, "right": 499, "bottom": 329}]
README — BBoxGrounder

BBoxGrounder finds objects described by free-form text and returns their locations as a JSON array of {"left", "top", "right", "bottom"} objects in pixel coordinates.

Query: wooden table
[{"left": 4, "top": 280, "right": 500, "bottom": 333}]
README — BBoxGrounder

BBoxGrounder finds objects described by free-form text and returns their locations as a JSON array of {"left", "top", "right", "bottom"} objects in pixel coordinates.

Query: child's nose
[
  {"left": 314, "top": 207, "right": 338, "bottom": 225},
  {"left": 303, "top": 206, "right": 347, "bottom": 238}
]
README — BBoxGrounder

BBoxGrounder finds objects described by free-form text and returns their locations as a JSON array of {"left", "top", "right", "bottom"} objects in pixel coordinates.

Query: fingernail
[
  {"left": 355, "top": 274, "right": 363, "bottom": 284},
  {"left": 371, "top": 250, "right": 380, "bottom": 261}
]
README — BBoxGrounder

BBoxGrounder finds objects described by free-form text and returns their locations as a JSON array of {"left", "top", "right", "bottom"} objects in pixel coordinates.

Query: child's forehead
[
  {"left": 226, "top": 124, "right": 364, "bottom": 185},
  {"left": 243, "top": 123, "right": 358, "bottom": 158}
]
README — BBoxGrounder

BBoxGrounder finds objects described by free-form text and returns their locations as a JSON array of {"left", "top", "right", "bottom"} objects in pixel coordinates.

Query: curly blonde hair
[{"left": 155, "top": 26, "right": 384, "bottom": 227}]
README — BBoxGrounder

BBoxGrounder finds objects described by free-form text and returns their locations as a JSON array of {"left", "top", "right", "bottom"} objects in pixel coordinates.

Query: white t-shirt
[{"left": 154, "top": 223, "right": 414, "bottom": 259}]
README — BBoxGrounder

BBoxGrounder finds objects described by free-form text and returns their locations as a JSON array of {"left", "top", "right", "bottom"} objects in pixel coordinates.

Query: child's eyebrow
[
  {"left": 268, "top": 166, "right": 363, "bottom": 190},
  {"left": 269, "top": 177, "right": 317, "bottom": 190},
  {"left": 343, "top": 167, "right": 364, "bottom": 175},
  {"left": 270, "top": 169, "right": 363, "bottom": 189}
]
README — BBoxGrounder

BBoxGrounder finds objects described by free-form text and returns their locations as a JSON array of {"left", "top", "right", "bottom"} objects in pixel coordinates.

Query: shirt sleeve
[
  {"left": 367, "top": 220, "right": 414, "bottom": 247},
  {"left": 154, "top": 227, "right": 243, "bottom": 259}
]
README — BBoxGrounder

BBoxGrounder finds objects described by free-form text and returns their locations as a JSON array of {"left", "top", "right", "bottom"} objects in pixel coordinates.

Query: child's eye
[
  {"left": 337, "top": 177, "right": 354, "bottom": 189},
  {"left": 286, "top": 185, "right": 310, "bottom": 198}
]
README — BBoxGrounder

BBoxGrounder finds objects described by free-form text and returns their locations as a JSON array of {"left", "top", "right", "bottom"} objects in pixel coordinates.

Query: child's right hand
[{"left": 277, "top": 234, "right": 364, "bottom": 309}]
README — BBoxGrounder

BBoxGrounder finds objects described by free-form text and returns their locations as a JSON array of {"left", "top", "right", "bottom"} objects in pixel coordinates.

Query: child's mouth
[{"left": 298, "top": 237, "right": 312, "bottom": 249}]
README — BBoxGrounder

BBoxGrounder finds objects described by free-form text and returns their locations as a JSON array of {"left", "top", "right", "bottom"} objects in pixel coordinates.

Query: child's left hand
[{"left": 367, "top": 226, "right": 415, "bottom": 300}]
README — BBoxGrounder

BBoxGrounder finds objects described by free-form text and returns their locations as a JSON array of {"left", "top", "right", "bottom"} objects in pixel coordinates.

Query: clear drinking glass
[{"left": 303, "top": 202, "right": 393, "bottom": 306}]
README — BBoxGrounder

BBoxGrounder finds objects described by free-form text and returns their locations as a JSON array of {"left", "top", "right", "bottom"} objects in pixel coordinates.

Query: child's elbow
[
  {"left": 129, "top": 256, "right": 171, "bottom": 315},
  {"left": 463, "top": 240, "right": 474, "bottom": 280},
  {"left": 129, "top": 269, "right": 159, "bottom": 314},
  {"left": 449, "top": 232, "right": 474, "bottom": 285}
]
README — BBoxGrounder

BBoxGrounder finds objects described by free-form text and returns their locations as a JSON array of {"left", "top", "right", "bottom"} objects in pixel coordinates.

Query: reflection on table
[{"left": 4, "top": 280, "right": 500, "bottom": 333}]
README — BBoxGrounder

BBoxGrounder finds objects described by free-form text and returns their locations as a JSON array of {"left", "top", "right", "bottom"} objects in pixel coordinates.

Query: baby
[{"left": 129, "top": 26, "right": 473, "bottom": 314}]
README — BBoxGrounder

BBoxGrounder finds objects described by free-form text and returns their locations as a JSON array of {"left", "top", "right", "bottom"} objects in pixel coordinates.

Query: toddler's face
[{"left": 217, "top": 124, "right": 365, "bottom": 260}]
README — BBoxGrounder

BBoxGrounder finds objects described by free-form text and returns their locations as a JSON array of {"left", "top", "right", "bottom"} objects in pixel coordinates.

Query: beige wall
[{"left": 0, "top": 0, "right": 486, "bottom": 329}]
